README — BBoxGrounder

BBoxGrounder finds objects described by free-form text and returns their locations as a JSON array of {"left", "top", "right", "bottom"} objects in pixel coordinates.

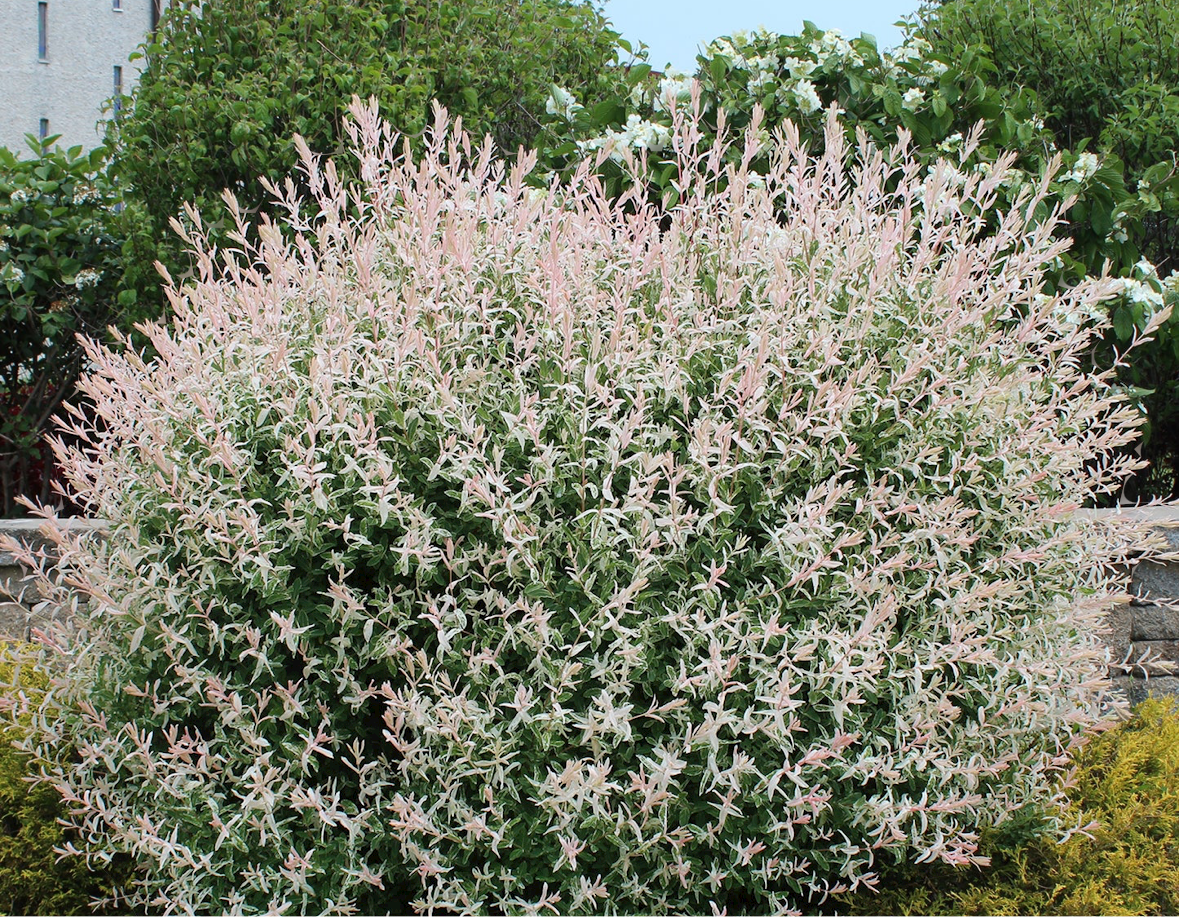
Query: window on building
[
  {"left": 113, "top": 65, "right": 124, "bottom": 115},
  {"left": 39, "top": 118, "right": 49, "bottom": 140},
  {"left": 112, "top": 0, "right": 122, "bottom": 9},
  {"left": 37, "top": 2, "right": 48, "bottom": 60}
]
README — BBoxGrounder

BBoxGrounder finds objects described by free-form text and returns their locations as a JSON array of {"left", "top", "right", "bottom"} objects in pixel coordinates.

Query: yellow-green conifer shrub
[
  {"left": 840, "top": 698, "right": 1179, "bottom": 916},
  {"left": 0, "top": 641, "right": 132, "bottom": 915}
]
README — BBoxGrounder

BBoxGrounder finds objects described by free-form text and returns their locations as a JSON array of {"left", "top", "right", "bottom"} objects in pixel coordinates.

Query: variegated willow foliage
[{"left": 2, "top": 96, "right": 1172, "bottom": 915}]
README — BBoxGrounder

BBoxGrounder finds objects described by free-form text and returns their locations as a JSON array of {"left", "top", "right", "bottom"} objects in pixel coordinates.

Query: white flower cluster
[
  {"left": 703, "top": 28, "right": 859, "bottom": 111},
  {"left": 902, "top": 87, "right": 925, "bottom": 111},
  {"left": 653, "top": 68, "right": 693, "bottom": 112},
  {"left": 577, "top": 113, "right": 671, "bottom": 162},
  {"left": 1062, "top": 152, "right": 1100, "bottom": 183},
  {"left": 1, "top": 262, "right": 24, "bottom": 285},
  {"left": 888, "top": 36, "right": 932, "bottom": 65},
  {"left": 937, "top": 132, "right": 965, "bottom": 153},
  {"left": 1047, "top": 292, "right": 1108, "bottom": 328},
  {"left": 1115, "top": 260, "right": 1174, "bottom": 314},
  {"left": 809, "top": 28, "right": 861, "bottom": 67},
  {"left": 1111, "top": 210, "right": 1131, "bottom": 244},
  {"left": 791, "top": 79, "right": 823, "bottom": 114},
  {"left": 783, "top": 56, "right": 818, "bottom": 79},
  {"left": 706, "top": 36, "right": 747, "bottom": 69},
  {"left": 9, "top": 188, "right": 29, "bottom": 205},
  {"left": 73, "top": 268, "right": 103, "bottom": 289},
  {"left": 545, "top": 85, "right": 582, "bottom": 122},
  {"left": 883, "top": 36, "right": 951, "bottom": 87}
]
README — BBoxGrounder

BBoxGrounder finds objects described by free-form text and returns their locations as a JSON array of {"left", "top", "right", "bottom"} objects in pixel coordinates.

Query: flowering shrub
[{"left": 5, "top": 98, "right": 1171, "bottom": 914}]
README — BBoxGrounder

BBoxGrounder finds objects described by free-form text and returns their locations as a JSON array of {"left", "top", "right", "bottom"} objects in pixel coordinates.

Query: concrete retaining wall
[{"left": 5, "top": 512, "right": 1179, "bottom": 703}]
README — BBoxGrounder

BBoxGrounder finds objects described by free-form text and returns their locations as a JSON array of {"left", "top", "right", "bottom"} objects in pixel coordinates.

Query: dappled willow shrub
[{"left": 2, "top": 98, "right": 1171, "bottom": 914}]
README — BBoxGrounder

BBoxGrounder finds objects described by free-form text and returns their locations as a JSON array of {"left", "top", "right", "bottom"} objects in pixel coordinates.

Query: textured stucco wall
[{"left": 0, "top": 0, "right": 163, "bottom": 152}]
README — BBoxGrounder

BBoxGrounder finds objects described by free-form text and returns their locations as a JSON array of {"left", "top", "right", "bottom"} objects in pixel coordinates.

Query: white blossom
[
  {"left": 784, "top": 56, "right": 818, "bottom": 79},
  {"left": 654, "top": 69, "right": 694, "bottom": 112},
  {"left": 792, "top": 79, "right": 823, "bottom": 115},
  {"left": 545, "top": 85, "right": 582, "bottom": 122},
  {"left": 73, "top": 268, "right": 103, "bottom": 289},
  {"left": 1062, "top": 152, "right": 1100, "bottom": 183}
]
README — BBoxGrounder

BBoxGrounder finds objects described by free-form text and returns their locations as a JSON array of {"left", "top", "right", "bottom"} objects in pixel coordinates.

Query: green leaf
[{"left": 1113, "top": 305, "right": 1135, "bottom": 341}]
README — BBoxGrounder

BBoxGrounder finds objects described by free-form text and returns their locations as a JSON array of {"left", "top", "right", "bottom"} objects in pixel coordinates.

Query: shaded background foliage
[{"left": 0, "top": 140, "right": 125, "bottom": 518}]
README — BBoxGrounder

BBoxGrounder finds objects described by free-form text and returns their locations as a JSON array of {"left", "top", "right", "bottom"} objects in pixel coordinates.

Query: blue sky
[{"left": 600, "top": 0, "right": 924, "bottom": 72}]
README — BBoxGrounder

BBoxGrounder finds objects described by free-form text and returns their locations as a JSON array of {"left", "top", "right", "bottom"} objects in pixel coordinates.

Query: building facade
[{"left": 0, "top": 0, "right": 165, "bottom": 153}]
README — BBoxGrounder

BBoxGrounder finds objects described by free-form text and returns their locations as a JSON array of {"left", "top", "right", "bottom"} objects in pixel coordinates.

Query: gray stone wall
[
  {"left": 1101, "top": 508, "right": 1179, "bottom": 705},
  {"left": 0, "top": 517, "right": 102, "bottom": 642},
  {"left": 5, "top": 513, "right": 1179, "bottom": 704}
]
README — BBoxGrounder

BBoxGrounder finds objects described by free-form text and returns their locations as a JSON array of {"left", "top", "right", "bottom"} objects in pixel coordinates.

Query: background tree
[
  {"left": 109, "top": 0, "right": 630, "bottom": 310},
  {"left": 915, "top": 0, "right": 1179, "bottom": 271},
  {"left": 0, "top": 139, "right": 125, "bottom": 517}
]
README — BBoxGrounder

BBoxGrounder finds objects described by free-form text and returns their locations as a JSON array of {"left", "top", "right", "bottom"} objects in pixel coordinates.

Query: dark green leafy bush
[
  {"left": 0, "top": 139, "right": 125, "bottom": 517},
  {"left": 916, "top": 0, "right": 1179, "bottom": 271},
  {"left": 109, "top": 0, "right": 630, "bottom": 311}
]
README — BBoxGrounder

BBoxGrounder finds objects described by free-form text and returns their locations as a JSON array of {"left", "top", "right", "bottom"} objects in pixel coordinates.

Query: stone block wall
[
  {"left": 0, "top": 518, "right": 102, "bottom": 642},
  {"left": 1102, "top": 507, "right": 1179, "bottom": 705}
]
